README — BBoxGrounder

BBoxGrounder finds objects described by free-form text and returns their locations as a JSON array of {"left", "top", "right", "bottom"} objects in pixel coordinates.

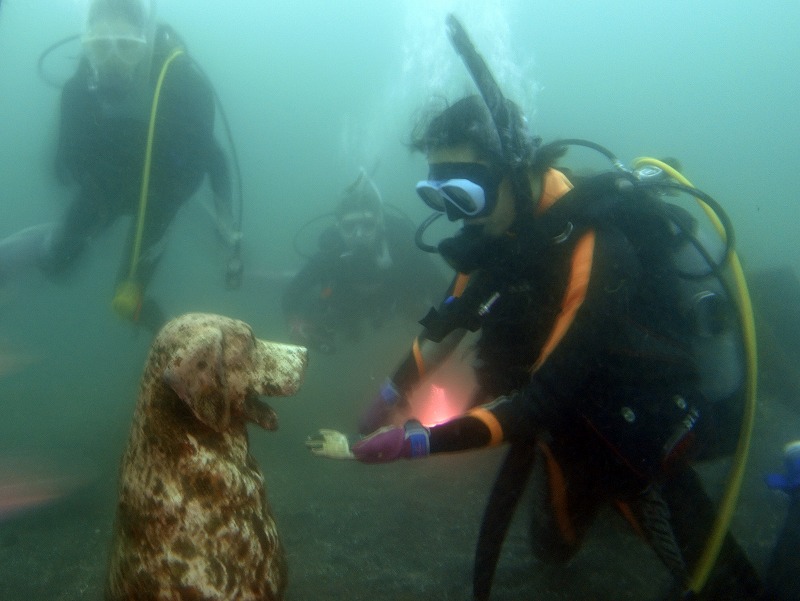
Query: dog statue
[{"left": 106, "top": 313, "right": 308, "bottom": 601}]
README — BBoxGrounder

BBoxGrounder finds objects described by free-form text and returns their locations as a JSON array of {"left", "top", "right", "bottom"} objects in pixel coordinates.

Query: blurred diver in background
[
  {"left": 0, "top": 0, "right": 239, "bottom": 334},
  {"left": 282, "top": 169, "right": 447, "bottom": 353}
]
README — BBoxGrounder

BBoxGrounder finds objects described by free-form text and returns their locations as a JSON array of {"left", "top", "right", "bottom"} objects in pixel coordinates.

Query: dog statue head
[{"left": 152, "top": 313, "right": 308, "bottom": 433}]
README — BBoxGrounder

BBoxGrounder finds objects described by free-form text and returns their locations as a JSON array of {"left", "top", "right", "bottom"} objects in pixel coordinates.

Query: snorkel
[
  {"left": 445, "top": 15, "right": 536, "bottom": 213},
  {"left": 414, "top": 15, "right": 540, "bottom": 268}
]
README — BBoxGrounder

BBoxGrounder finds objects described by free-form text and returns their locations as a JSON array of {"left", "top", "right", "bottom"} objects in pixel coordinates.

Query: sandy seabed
[{"left": 0, "top": 389, "right": 796, "bottom": 601}]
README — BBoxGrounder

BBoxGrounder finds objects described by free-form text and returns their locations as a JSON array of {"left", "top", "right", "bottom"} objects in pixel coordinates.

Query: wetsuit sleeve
[
  {"left": 428, "top": 395, "right": 524, "bottom": 452},
  {"left": 384, "top": 269, "right": 476, "bottom": 400},
  {"left": 427, "top": 225, "right": 643, "bottom": 456},
  {"left": 386, "top": 352, "right": 423, "bottom": 397}
]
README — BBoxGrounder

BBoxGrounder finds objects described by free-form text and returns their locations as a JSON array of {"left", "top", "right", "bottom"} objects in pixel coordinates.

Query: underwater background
[{"left": 1, "top": 0, "right": 799, "bottom": 599}]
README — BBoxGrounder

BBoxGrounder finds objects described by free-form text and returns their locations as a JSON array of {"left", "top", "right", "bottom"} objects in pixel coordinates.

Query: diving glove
[
  {"left": 766, "top": 440, "right": 800, "bottom": 494},
  {"left": 305, "top": 429, "right": 354, "bottom": 459},
  {"left": 351, "top": 420, "right": 430, "bottom": 464}
]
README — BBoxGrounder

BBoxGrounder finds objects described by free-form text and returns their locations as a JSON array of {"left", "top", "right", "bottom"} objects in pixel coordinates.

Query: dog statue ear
[{"left": 162, "top": 326, "right": 230, "bottom": 433}]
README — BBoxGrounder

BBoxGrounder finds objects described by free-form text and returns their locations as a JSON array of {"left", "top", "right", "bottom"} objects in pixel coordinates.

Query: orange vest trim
[
  {"left": 412, "top": 337, "right": 426, "bottom": 378},
  {"left": 537, "top": 168, "right": 574, "bottom": 215},
  {"left": 537, "top": 440, "right": 577, "bottom": 544},
  {"left": 452, "top": 272, "right": 470, "bottom": 297},
  {"left": 410, "top": 170, "right": 576, "bottom": 384},
  {"left": 445, "top": 170, "right": 569, "bottom": 304},
  {"left": 467, "top": 407, "right": 504, "bottom": 446},
  {"left": 614, "top": 499, "right": 646, "bottom": 540},
  {"left": 531, "top": 230, "right": 596, "bottom": 373}
]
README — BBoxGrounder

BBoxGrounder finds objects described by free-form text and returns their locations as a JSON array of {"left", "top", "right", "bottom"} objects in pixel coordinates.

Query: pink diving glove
[{"left": 352, "top": 420, "right": 430, "bottom": 464}]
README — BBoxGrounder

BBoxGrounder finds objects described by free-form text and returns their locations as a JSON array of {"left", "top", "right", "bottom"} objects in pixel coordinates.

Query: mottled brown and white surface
[{"left": 105, "top": 313, "right": 308, "bottom": 601}]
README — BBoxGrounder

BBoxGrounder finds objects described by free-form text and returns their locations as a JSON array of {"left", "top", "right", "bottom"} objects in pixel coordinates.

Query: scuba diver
[
  {"left": 307, "top": 14, "right": 776, "bottom": 601},
  {"left": 0, "top": 0, "right": 239, "bottom": 334},
  {"left": 282, "top": 169, "right": 447, "bottom": 353}
]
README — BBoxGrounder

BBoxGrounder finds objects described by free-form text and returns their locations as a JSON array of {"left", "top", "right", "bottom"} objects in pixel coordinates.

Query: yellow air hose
[
  {"left": 632, "top": 157, "right": 758, "bottom": 595},
  {"left": 112, "top": 46, "right": 185, "bottom": 319}
]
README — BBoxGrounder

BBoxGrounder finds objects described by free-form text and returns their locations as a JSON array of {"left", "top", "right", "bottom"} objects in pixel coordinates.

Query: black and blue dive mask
[{"left": 416, "top": 162, "right": 503, "bottom": 221}]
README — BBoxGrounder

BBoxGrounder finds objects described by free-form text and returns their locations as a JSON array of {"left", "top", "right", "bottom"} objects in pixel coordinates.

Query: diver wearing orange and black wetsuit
[
  {"left": 325, "top": 12, "right": 764, "bottom": 595},
  {"left": 355, "top": 162, "right": 762, "bottom": 600}
]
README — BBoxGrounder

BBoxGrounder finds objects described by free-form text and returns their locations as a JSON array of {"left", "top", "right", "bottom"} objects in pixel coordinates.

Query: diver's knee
[{"left": 0, "top": 223, "right": 60, "bottom": 278}]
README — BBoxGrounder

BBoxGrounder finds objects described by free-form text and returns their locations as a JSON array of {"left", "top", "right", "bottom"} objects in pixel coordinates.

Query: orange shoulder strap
[
  {"left": 537, "top": 168, "right": 574, "bottom": 215},
  {"left": 531, "top": 229, "right": 596, "bottom": 372},
  {"left": 451, "top": 272, "right": 470, "bottom": 297}
]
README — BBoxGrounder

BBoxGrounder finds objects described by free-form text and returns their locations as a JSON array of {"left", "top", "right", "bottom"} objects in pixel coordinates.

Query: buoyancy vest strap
[
  {"left": 531, "top": 230, "right": 596, "bottom": 373},
  {"left": 467, "top": 407, "right": 503, "bottom": 446},
  {"left": 537, "top": 440, "right": 577, "bottom": 545},
  {"left": 537, "top": 168, "right": 574, "bottom": 215}
]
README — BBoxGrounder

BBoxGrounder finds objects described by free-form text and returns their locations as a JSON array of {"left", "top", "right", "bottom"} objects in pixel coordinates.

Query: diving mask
[
  {"left": 416, "top": 162, "right": 502, "bottom": 221},
  {"left": 338, "top": 211, "right": 381, "bottom": 247},
  {"left": 82, "top": 33, "right": 148, "bottom": 69}
]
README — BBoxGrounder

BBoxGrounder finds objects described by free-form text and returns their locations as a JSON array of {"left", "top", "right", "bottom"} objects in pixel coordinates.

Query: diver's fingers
[
  {"left": 305, "top": 429, "right": 354, "bottom": 458},
  {"left": 304, "top": 437, "right": 324, "bottom": 450},
  {"left": 305, "top": 429, "right": 342, "bottom": 450},
  {"left": 317, "top": 428, "right": 344, "bottom": 438}
]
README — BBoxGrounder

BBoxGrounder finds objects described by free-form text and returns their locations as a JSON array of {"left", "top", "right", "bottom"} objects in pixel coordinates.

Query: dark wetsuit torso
[
  {"left": 48, "top": 26, "right": 230, "bottom": 287},
  {"left": 283, "top": 214, "right": 447, "bottom": 344},
  {"left": 421, "top": 184, "right": 760, "bottom": 598},
  {"left": 428, "top": 199, "right": 703, "bottom": 478}
]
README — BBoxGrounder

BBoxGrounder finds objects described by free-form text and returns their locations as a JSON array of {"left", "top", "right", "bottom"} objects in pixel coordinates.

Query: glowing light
[
  {"left": 413, "top": 383, "right": 465, "bottom": 427},
  {"left": 406, "top": 359, "right": 477, "bottom": 427}
]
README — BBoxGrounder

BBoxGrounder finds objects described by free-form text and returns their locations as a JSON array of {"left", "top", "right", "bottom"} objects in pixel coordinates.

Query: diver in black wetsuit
[
  {"left": 283, "top": 170, "right": 447, "bottom": 353},
  {"left": 0, "top": 0, "right": 237, "bottom": 334}
]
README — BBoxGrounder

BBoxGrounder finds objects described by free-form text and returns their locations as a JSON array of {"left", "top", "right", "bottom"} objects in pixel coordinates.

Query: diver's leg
[
  {"left": 529, "top": 438, "right": 602, "bottom": 563},
  {"left": 663, "top": 465, "right": 764, "bottom": 600},
  {"left": 1, "top": 190, "right": 107, "bottom": 283},
  {"left": 40, "top": 190, "right": 108, "bottom": 277},
  {"left": 0, "top": 223, "right": 58, "bottom": 281}
]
